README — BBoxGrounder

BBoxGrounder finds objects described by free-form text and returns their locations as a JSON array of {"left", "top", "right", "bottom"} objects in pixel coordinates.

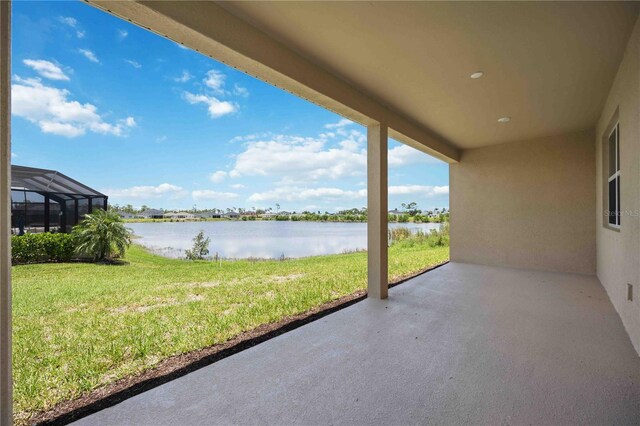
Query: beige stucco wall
[
  {"left": 595, "top": 17, "right": 640, "bottom": 355},
  {"left": 450, "top": 129, "right": 596, "bottom": 275}
]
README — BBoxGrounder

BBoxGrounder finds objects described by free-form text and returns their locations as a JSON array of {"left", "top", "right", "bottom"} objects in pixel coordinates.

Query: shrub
[
  {"left": 11, "top": 233, "right": 77, "bottom": 265},
  {"left": 185, "top": 230, "right": 210, "bottom": 260},
  {"left": 388, "top": 227, "right": 411, "bottom": 244},
  {"left": 73, "top": 209, "right": 132, "bottom": 261},
  {"left": 389, "top": 223, "right": 450, "bottom": 249}
]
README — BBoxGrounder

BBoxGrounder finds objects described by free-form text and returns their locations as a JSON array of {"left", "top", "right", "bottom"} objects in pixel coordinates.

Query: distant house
[
  {"left": 388, "top": 209, "right": 407, "bottom": 215},
  {"left": 223, "top": 211, "right": 240, "bottom": 219},
  {"left": 136, "top": 209, "right": 164, "bottom": 219},
  {"left": 115, "top": 211, "right": 134, "bottom": 219},
  {"left": 164, "top": 211, "right": 196, "bottom": 220},
  {"left": 197, "top": 211, "right": 221, "bottom": 219}
]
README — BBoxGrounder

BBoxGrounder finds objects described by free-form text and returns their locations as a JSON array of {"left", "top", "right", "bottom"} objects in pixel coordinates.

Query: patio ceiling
[
  {"left": 91, "top": 1, "right": 639, "bottom": 154},
  {"left": 219, "top": 1, "right": 639, "bottom": 149}
]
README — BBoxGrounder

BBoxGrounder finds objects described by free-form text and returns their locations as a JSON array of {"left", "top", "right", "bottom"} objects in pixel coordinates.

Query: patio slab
[{"left": 74, "top": 262, "right": 640, "bottom": 425}]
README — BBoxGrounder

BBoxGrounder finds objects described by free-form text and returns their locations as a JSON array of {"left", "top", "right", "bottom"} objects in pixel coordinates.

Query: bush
[
  {"left": 185, "top": 230, "right": 210, "bottom": 260},
  {"left": 389, "top": 223, "right": 450, "bottom": 249},
  {"left": 388, "top": 227, "right": 411, "bottom": 243},
  {"left": 74, "top": 209, "right": 132, "bottom": 261},
  {"left": 12, "top": 233, "right": 78, "bottom": 265}
]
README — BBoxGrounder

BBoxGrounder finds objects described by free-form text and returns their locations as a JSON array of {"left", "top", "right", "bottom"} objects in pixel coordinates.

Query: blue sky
[{"left": 11, "top": 1, "right": 449, "bottom": 213}]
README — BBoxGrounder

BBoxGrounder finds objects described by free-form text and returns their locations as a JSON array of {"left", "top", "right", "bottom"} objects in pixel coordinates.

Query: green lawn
[{"left": 12, "top": 241, "right": 448, "bottom": 423}]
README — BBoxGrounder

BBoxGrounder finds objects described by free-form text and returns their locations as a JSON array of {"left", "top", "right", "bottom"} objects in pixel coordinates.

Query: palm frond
[{"left": 73, "top": 209, "right": 132, "bottom": 261}]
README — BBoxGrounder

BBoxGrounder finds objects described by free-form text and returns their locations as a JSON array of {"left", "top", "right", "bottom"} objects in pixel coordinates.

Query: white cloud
[
  {"left": 58, "top": 16, "right": 84, "bottom": 38},
  {"left": 230, "top": 183, "right": 247, "bottom": 190},
  {"left": 118, "top": 29, "right": 128, "bottom": 40},
  {"left": 174, "top": 71, "right": 192, "bottom": 83},
  {"left": 224, "top": 126, "right": 446, "bottom": 207},
  {"left": 11, "top": 76, "right": 136, "bottom": 138},
  {"left": 233, "top": 84, "right": 249, "bottom": 97},
  {"left": 155, "top": 135, "right": 167, "bottom": 143},
  {"left": 225, "top": 127, "right": 441, "bottom": 185},
  {"left": 11, "top": 152, "right": 17, "bottom": 159},
  {"left": 388, "top": 185, "right": 449, "bottom": 196},
  {"left": 38, "top": 121, "right": 85, "bottom": 138},
  {"left": 23, "top": 59, "right": 70, "bottom": 81},
  {"left": 184, "top": 92, "right": 237, "bottom": 118},
  {"left": 248, "top": 187, "right": 367, "bottom": 203},
  {"left": 247, "top": 185, "right": 447, "bottom": 204},
  {"left": 388, "top": 144, "right": 441, "bottom": 166},
  {"left": 227, "top": 132, "right": 366, "bottom": 182},
  {"left": 125, "top": 59, "right": 141, "bottom": 69},
  {"left": 339, "top": 139, "right": 360, "bottom": 152},
  {"left": 325, "top": 118, "right": 353, "bottom": 129},
  {"left": 228, "top": 133, "right": 270, "bottom": 144},
  {"left": 58, "top": 16, "right": 77, "bottom": 27},
  {"left": 184, "top": 70, "right": 248, "bottom": 118},
  {"left": 192, "top": 190, "right": 239, "bottom": 201},
  {"left": 105, "top": 183, "right": 186, "bottom": 199},
  {"left": 78, "top": 49, "right": 99, "bottom": 63},
  {"left": 209, "top": 171, "right": 227, "bottom": 183},
  {"left": 203, "top": 69, "right": 226, "bottom": 94}
]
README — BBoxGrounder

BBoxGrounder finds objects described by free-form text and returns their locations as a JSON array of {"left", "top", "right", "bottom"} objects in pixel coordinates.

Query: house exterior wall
[
  {"left": 450, "top": 129, "right": 596, "bottom": 275},
  {"left": 596, "top": 16, "right": 640, "bottom": 354}
]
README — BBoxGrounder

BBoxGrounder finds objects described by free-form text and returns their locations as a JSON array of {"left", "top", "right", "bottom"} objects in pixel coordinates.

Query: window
[
  {"left": 77, "top": 198, "right": 89, "bottom": 221},
  {"left": 607, "top": 123, "right": 620, "bottom": 227},
  {"left": 11, "top": 189, "right": 26, "bottom": 233},
  {"left": 91, "top": 197, "right": 106, "bottom": 213},
  {"left": 65, "top": 199, "right": 77, "bottom": 232},
  {"left": 25, "top": 191, "right": 45, "bottom": 232},
  {"left": 49, "top": 198, "right": 62, "bottom": 233}
]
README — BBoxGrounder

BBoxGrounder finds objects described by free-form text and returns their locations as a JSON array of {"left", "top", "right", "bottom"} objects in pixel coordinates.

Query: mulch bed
[{"left": 33, "top": 261, "right": 448, "bottom": 425}]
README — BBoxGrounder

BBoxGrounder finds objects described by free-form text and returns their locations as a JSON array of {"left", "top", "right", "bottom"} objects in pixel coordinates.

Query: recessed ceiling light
[
  {"left": 470, "top": 71, "right": 484, "bottom": 79},
  {"left": 498, "top": 116, "right": 511, "bottom": 123}
]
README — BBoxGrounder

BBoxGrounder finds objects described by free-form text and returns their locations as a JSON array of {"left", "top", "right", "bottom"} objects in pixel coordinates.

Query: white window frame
[{"left": 607, "top": 122, "right": 620, "bottom": 229}]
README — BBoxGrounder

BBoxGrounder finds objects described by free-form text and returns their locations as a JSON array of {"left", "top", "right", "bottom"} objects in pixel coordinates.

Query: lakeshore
[{"left": 126, "top": 220, "right": 444, "bottom": 259}]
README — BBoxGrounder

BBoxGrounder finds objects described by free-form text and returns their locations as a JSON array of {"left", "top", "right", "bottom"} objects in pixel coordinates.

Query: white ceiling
[{"left": 219, "top": 1, "right": 639, "bottom": 149}]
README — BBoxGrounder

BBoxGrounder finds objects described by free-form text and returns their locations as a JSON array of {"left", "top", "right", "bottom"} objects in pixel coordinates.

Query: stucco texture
[
  {"left": 450, "top": 129, "right": 596, "bottom": 275},
  {"left": 596, "top": 16, "right": 640, "bottom": 355}
]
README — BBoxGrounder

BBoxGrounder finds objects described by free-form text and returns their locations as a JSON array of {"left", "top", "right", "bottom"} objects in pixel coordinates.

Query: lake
[{"left": 126, "top": 221, "right": 443, "bottom": 259}]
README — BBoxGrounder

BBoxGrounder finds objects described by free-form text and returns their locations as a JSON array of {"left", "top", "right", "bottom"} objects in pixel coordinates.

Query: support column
[
  {"left": 44, "top": 196, "right": 50, "bottom": 232},
  {"left": 367, "top": 123, "right": 388, "bottom": 299},
  {"left": 0, "top": 1, "right": 11, "bottom": 424}
]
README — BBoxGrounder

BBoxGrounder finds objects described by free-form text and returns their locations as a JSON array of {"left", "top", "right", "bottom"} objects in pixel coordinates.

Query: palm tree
[{"left": 73, "top": 209, "right": 132, "bottom": 261}]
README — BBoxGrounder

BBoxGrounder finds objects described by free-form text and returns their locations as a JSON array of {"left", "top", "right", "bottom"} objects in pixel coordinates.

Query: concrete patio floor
[{"left": 74, "top": 262, "right": 640, "bottom": 425}]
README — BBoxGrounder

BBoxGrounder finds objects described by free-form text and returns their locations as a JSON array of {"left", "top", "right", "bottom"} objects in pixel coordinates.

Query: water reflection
[{"left": 127, "top": 221, "right": 442, "bottom": 259}]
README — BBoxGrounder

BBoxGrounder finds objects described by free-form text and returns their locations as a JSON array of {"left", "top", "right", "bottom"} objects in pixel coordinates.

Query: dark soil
[{"left": 33, "top": 261, "right": 448, "bottom": 425}]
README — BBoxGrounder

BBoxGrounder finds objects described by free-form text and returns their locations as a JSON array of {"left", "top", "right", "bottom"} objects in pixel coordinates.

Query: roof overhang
[
  {"left": 11, "top": 165, "right": 106, "bottom": 197},
  {"left": 87, "top": 1, "right": 639, "bottom": 158}
]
